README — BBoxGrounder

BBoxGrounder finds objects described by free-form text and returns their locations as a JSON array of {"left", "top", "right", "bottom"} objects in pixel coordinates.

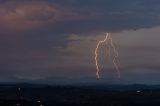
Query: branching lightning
[
  {"left": 109, "top": 35, "right": 121, "bottom": 78},
  {"left": 94, "top": 33, "right": 120, "bottom": 79},
  {"left": 95, "top": 33, "right": 109, "bottom": 79}
]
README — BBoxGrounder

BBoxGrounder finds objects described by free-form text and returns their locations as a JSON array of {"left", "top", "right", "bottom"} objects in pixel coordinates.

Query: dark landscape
[{"left": 0, "top": 83, "right": 160, "bottom": 106}]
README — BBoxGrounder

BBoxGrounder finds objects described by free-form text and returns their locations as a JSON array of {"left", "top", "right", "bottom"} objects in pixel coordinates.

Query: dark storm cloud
[
  {"left": 0, "top": 0, "right": 160, "bottom": 34},
  {"left": 51, "top": 0, "right": 160, "bottom": 32},
  {"left": 35, "top": 0, "right": 160, "bottom": 34}
]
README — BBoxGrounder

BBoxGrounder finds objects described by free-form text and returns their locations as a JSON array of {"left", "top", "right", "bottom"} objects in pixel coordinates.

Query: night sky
[{"left": 1, "top": 0, "right": 160, "bottom": 84}]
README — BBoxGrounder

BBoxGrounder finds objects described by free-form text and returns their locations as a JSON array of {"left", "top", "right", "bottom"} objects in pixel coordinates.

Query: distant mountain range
[{"left": 1, "top": 83, "right": 160, "bottom": 91}]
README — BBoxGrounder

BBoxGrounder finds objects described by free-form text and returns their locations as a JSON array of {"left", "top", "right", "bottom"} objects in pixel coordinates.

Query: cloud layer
[
  {"left": 0, "top": 0, "right": 160, "bottom": 84},
  {"left": 1, "top": 0, "right": 160, "bottom": 34}
]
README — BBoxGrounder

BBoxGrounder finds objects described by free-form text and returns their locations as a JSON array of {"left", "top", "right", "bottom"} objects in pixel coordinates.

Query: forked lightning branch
[{"left": 94, "top": 33, "right": 120, "bottom": 79}]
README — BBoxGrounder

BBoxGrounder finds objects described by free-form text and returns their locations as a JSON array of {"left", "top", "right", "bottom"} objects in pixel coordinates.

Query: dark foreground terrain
[{"left": 0, "top": 84, "right": 160, "bottom": 106}]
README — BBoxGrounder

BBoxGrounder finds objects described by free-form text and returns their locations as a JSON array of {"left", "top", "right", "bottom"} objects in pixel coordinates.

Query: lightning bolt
[
  {"left": 94, "top": 33, "right": 120, "bottom": 79},
  {"left": 108, "top": 35, "right": 121, "bottom": 78},
  {"left": 95, "top": 33, "right": 109, "bottom": 79}
]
